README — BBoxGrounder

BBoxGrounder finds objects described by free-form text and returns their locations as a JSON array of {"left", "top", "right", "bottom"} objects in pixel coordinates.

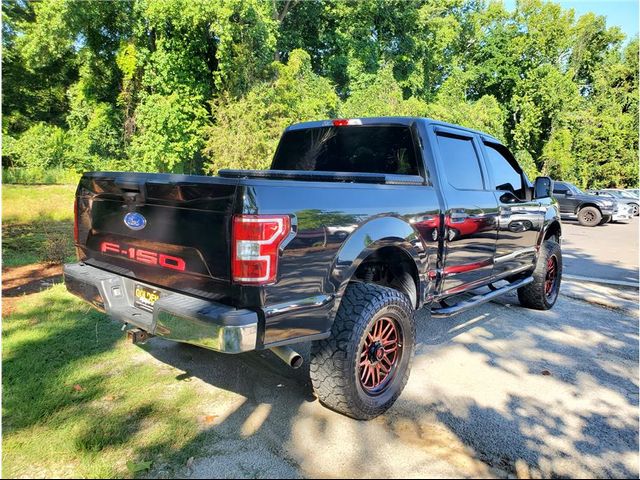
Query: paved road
[
  {"left": 562, "top": 217, "right": 639, "bottom": 284},
  {"left": 143, "top": 290, "right": 638, "bottom": 479}
]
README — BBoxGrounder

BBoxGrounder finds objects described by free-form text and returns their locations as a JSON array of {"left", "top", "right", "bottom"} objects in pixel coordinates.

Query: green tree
[
  {"left": 340, "top": 63, "right": 428, "bottom": 117},
  {"left": 569, "top": 38, "right": 639, "bottom": 188},
  {"left": 541, "top": 127, "right": 574, "bottom": 180},
  {"left": 128, "top": 93, "right": 209, "bottom": 173},
  {"left": 2, "top": 0, "right": 638, "bottom": 188},
  {"left": 511, "top": 65, "right": 580, "bottom": 166},
  {"left": 203, "top": 49, "right": 338, "bottom": 173}
]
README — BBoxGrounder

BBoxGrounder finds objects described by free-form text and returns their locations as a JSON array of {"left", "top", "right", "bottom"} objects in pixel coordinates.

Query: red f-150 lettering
[{"left": 100, "top": 241, "right": 186, "bottom": 271}]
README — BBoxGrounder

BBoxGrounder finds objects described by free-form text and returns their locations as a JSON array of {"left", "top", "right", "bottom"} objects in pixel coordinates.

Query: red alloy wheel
[
  {"left": 359, "top": 316, "right": 403, "bottom": 394},
  {"left": 545, "top": 255, "right": 558, "bottom": 297}
]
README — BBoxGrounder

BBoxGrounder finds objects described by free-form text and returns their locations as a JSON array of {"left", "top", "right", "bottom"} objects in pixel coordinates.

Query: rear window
[{"left": 271, "top": 126, "right": 419, "bottom": 176}]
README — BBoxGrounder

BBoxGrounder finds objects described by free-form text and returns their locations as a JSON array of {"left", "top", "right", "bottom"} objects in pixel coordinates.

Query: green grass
[
  {"left": 2, "top": 285, "right": 218, "bottom": 478},
  {"left": 2, "top": 184, "right": 76, "bottom": 224},
  {"left": 2, "top": 185, "right": 77, "bottom": 267}
]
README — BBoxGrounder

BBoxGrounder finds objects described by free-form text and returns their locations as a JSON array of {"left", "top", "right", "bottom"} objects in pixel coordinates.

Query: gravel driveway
[{"left": 144, "top": 288, "right": 639, "bottom": 479}]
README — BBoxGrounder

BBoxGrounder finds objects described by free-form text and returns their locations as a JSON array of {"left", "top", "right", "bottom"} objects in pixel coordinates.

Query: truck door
[
  {"left": 430, "top": 127, "right": 499, "bottom": 295},
  {"left": 552, "top": 182, "right": 573, "bottom": 213},
  {"left": 480, "top": 140, "right": 543, "bottom": 278}
]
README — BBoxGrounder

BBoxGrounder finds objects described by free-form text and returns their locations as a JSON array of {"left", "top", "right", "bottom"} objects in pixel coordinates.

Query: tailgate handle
[
  {"left": 115, "top": 179, "right": 142, "bottom": 191},
  {"left": 115, "top": 180, "right": 146, "bottom": 205}
]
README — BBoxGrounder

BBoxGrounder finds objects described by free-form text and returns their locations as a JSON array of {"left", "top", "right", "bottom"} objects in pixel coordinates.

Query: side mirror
[
  {"left": 534, "top": 176, "right": 553, "bottom": 199},
  {"left": 499, "top": 191, "right": 521, "bottom": 204}
]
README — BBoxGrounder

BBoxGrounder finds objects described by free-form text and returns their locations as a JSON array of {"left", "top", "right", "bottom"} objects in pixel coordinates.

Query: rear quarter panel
[{"left": 236, "top": 179, "right": 440, "bottom": 346}]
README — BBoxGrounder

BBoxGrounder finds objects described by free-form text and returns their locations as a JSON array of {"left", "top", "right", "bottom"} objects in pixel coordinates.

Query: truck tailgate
[{"left": 75, "top": 172, "right": 240, "bottom": 302}]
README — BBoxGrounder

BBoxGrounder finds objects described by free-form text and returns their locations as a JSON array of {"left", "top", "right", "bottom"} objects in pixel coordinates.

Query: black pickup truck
[{"left": 64, "top": 117, "right": 562, "bottom": 420}]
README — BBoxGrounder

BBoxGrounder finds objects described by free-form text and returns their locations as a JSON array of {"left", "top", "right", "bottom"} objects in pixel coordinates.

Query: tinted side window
[
  {"left": 484, "top": 143, "right": 525, "bottom": 198},
  {"left": 436, "top": 133, "right": 484, "bottom": 190},
  {"left": 553, "top": 182, "right": 569, "bottom": 194}
]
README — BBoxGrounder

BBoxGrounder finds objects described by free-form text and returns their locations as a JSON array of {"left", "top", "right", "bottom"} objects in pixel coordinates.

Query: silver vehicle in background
[
  {"left": 612, "top": 202, "right": 634, "bottom": 223},
  {"left": 623, "top": 188, "right": 639, "bottom": 199},
  {"left": 589, "top": 189, "right": 639, "bottom": 216}
]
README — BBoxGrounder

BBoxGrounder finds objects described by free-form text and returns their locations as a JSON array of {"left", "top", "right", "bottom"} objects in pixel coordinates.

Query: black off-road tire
[
  {"left": 310, "top": 282, "right": 415, "bottom": 420},
  {"left": 518, "top": 239, "right": 562, "bottom": 310},
  {"left": 577, "top": 206, "right": 602, "bottom": 227},
  {"left": 599, "top": 214, "right": 612, "bottom": 225},
  {"left": 390, "top": 271, "right": 417, "bottom": 308}
]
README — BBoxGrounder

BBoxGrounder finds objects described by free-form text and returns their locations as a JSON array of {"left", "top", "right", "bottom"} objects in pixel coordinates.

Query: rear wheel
[
  {"left": 630, "top": 203, "right": 639, "bottom": 216},
  {"left": 518, "top": 240, "right": 562, "bottom": 310},
  {"left": 577, "top": 206, "right": 602, "bottom": 227},
  {"left": 310, "top": 282, "right": 415, "bottom": 420}
]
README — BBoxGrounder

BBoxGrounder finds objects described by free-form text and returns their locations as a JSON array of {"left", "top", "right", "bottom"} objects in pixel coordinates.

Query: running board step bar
[{"left": 431, "top": 276, "right": 534, "bottom": 318}]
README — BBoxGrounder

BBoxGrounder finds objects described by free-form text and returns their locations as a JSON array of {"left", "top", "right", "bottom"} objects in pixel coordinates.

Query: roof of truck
[{"left": 286, "top": 117, "right": 502, "bottom": 144}]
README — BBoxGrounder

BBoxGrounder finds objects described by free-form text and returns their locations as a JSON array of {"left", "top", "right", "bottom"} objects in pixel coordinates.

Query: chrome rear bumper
[{"left": 63, "top": 262, "right": 258, "bottom": 353}]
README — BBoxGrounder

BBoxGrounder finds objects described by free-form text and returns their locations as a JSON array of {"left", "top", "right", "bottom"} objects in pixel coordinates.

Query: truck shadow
[{"left": 141, "top": 292, "right": 638, "bottom": 478}]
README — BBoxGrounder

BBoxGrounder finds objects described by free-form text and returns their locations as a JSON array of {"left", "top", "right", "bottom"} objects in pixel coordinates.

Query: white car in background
[
  {"left": 588, "top": 189, "right": 639, "bottom": 217},
  {"left": 624, "top": 188, "right": 639, "bottom": 199},
  {"left": 589, "top": 191, "right": 634, "bottom": 223},
  {"left": 612, "top": 202, "right": 633, "bottom": 223}
]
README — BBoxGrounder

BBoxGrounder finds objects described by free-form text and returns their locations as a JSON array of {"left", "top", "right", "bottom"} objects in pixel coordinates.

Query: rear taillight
[
  {"left": 231, "top": 215, "right": 291, "bottom": 285},
  {"left": 73, "top": 198, "right": 79, "bottom": 244}
]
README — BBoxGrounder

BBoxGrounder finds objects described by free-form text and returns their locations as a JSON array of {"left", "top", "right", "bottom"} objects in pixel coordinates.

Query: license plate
[{"left": 134, "top": 284, "right": 160, "bottom": 312}]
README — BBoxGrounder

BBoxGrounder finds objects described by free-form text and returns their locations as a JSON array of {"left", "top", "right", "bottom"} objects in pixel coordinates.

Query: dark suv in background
[{"left": 553, "top": 181, "right": 616, "bottom": 226}]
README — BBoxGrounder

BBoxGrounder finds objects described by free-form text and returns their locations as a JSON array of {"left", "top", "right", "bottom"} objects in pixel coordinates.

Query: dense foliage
[{"left": 3, "top": 0, "right": 638, "bottom": 187}]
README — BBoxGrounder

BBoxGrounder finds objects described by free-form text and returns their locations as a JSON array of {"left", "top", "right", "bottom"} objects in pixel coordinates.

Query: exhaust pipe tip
[
  {"left": 289, "top": 354, "right": 303, "bottom": 369},
  {"left": 271, "top": 346, "right": 303, "bottom": 369}
]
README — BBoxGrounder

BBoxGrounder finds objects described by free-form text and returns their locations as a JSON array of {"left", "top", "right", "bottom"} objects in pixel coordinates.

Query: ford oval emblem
[{"left": 124, "top": 212, "right": 146, "bottom": 231}]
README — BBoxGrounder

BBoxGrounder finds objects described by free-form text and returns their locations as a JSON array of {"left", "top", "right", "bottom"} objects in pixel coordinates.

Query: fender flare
[
  {"left": 326, "top": 216, "right": 428, "bottom": 320},
  {"left": 537, "top": 206, "right": 562, "bottom": 244}
]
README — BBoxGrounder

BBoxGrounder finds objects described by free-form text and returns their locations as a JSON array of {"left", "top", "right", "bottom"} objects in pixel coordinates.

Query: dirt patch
[{"left": 2, "top": 263, "right": 63, "bottom": 316}]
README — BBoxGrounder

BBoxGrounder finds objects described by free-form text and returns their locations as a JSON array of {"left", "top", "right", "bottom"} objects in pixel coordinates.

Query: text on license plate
[{"left": 134, "top": 284, "right": 160, "bottom": 312}]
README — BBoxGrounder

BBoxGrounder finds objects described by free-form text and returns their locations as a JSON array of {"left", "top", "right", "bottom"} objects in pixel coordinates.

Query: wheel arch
[
  {"left": 575, "top": 202, "right": 602, "bottom": 214},
  {"left": 542, "top": 219, "right": 562, "bottom": 243},
  {"left": 328, "top": 217, "right": 427, "bottom": 315}
]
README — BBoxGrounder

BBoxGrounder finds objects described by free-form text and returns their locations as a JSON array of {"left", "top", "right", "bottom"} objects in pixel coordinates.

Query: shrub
[
  {"left": 3, "top": 167, "right": 79, "bottom": 185},
  {"left": 40, "top": 229, "right": 73, "bottom": 264},
  {"left": 203, "top": 49, "right": 339, "bottom": 174},
  {"left": 128, "top": 93, "right": 209, "bottom": 173},
  {"left": 3, "top": 123, "right": 68, "bottom": 169},
  {"left": 340, "top": 63, "right": 428, "bottom": 118}
]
